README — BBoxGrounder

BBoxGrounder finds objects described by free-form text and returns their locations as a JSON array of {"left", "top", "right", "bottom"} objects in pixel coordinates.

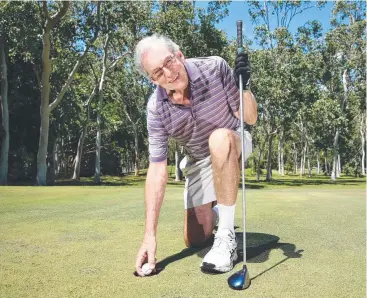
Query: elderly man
[{"left": 134, "top": 34, "right": 257, "bottom": 276}]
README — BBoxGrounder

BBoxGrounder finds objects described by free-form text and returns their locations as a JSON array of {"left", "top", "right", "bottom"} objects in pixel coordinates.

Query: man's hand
[
  {"left": 234, "top": 52, "right": 251, "bottom": 89},
  {"left": 135, "top": 235, "right": 157, "bottom": 276}
]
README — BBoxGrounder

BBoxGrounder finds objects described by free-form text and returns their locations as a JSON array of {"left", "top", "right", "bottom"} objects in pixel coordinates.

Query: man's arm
[
  {"left": 144, "top": 159, "right": 168, "bottom": 236},
  {"left": 218, "top": 57, "right": 257, "bottom": 126},
  {"left": 136, "top": 159, "right": 168, "bottom": 276},
  {"left": 234, "top": 90, "right": 258, "bottom": 125}
]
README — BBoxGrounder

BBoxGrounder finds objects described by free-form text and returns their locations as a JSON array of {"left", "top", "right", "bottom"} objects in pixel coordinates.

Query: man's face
[{"left": 142, "top": 46, "right": 188, "bottom": 91}]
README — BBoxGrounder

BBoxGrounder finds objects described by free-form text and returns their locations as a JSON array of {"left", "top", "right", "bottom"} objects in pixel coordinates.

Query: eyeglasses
[{"left": 150, "top": 55, "right": 177, "bottom": 81}]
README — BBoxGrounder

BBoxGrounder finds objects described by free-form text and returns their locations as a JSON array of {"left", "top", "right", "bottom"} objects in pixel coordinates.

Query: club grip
[{"left": 236, "top": 20, "right": 243, "bottom": 50}]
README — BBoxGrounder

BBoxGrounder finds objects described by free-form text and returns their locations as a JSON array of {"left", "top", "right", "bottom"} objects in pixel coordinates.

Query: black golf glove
[{"left": 234, "top": 52, "right": 251, "bottom": 89}]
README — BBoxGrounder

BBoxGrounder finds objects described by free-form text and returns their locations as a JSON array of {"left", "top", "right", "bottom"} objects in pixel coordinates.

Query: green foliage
[{"left": 1, "top": 1, "right": 365, "bottom": 183}]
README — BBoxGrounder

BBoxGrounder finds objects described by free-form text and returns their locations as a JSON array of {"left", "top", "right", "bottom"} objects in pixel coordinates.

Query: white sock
[
  {"left": 217, "top": 203, "right": 236, "bottom": 234},
  {"left": 212, "top": 205, "right": 219, "bottom": 228}
]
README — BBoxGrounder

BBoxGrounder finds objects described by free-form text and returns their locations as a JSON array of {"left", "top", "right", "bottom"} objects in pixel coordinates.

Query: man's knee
[{"left": 209, "top": 128, "right": 238, "bottom": 156}]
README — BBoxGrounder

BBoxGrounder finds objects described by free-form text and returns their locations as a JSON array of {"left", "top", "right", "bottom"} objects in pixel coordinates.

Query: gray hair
[{"left": 134, "top": 34, "right": 180, "bottom": 77}]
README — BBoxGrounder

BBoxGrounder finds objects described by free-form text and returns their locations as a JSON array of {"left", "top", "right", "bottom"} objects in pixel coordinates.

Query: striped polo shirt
[{"left": 147, "top": 56, "right": 241, "bottom": 163}]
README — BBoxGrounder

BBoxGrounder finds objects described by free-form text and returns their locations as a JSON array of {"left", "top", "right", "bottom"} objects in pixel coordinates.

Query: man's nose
[{"left": 163, "top": 67, "right": 176, "bottom": 80}]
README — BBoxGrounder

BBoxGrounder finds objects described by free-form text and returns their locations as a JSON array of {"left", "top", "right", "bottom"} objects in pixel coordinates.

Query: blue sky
[{"left": 197, "top": 1, "right": 335, "bottom": 43}]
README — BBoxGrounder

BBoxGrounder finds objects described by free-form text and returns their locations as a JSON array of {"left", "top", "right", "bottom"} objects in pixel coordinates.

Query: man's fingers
[
  {"left": 135, "top": 249, "right": 147, "bottom": 276},
  {"left": 235, "top": 53, "right": 248, "bottom": 63},
  {"left": 148, "top": 250, "right": 156, "bottom": 270},
  {"left": 235, "top": 62, "right": 251, "bottom": 71}
]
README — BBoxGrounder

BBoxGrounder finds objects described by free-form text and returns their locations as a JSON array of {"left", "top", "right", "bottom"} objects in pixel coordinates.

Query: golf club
[{"left": 227, "top": 20, "right": 251, "bottom": 291}]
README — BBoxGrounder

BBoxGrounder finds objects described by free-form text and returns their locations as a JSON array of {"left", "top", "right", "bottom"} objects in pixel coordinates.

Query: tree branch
[
  {"left": 88, "top": 63, "right": 98, "bottom": 82},
  {"left": 107, "top": 52, "right": 132, "bottom": 72},
  {"left": 42, "top": 1, "right": 50, "bottom": 20},
  {"left": 263, "top": 1, "right": 273, "bottom": 49},
  {"left": 287, "top": 6, "right": 314, "bottom": 29},
  {"left": 48, "top": 2, "right": 101, "bottom": 113},
  {"left": 48, "top": 1, "right": 70, "bottom": 29},
  {"left": 124, "top": 108, "right": 133, "bottom": 125},
  {"left": 84, "top": 85, "right": 97, "bottom": 106}
]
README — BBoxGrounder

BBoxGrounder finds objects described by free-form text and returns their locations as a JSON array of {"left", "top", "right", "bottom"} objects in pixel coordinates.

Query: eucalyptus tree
[
  {"left": 84, "top": 1, "right": 153, "bottom": 182},
  {"left": 1, "top": 2, "right": 42, "bottom": 184},
  {"left": 248, "top": 0, "right": 326, "bottom": 180},
  {"left": 110, "top": 62, "right": 152, "bottom": 177},
  {"left": 71, "top": 68, "right": 97, "bottom": 180},
  {"left": 35, "top": 1, "right": 104, "bottom": 185},
  {"left": 1, "top": 1, "right": 56, "bottom": 183},
  {"left": 360, "top": 111, "right": 366, "bottom": 175},
  {"left": 321, "top": 0, "right": 366, "bottom": 180},
  {"left": 151, "top": 1, "right": 229, "bottom": 58},
  {"left": 0, "top": 7, "right": 8, "bottom": 185}
]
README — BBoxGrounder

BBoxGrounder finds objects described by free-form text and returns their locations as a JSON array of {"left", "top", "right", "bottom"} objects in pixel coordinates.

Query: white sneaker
[{"left": 201, "top": 229, "right": 238, "bottom": 273}]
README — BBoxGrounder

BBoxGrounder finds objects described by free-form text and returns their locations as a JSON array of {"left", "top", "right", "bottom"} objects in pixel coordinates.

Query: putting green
[{"left": 0, "top": 184, "right": 365, "bottom": 297}]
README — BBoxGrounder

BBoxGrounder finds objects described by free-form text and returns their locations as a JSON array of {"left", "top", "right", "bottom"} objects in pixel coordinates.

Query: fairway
[{"left": 0, "top": 184, "right": 365, "bottom": 298}]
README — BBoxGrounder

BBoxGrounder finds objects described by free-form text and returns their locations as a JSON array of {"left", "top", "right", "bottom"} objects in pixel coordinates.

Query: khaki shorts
[{"left": 180, "top": 130, "right": 252, "bottom": 209}]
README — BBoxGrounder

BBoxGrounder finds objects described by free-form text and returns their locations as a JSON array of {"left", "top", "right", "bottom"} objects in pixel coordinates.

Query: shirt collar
[{"left": 156, "top": 58, "right": 200, "bottom": 101}]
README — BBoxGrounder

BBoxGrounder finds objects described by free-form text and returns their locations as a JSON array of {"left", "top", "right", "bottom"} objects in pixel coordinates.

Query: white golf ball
[{"left": 142, "top": 263, "right": 153, "bottom": 276}]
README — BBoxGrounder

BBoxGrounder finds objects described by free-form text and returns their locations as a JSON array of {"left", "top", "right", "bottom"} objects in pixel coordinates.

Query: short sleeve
[{"left": 219, "top": 58, "right": 240, "bottom": 113}]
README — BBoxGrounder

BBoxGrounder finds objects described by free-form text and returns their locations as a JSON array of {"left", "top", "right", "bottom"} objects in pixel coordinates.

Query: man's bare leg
[
  {"left": 208, "top": 128, "right": 241, "bottom": 233},
  {"left": 200, "top": 128, "right": 242, "bottom": 273},
  {"left": 184, "top": 202, "right": 218, "bottom": 248}
]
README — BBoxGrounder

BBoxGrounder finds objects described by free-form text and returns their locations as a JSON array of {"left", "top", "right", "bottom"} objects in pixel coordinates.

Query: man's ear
[{"left": 177, "top": 51, "right": 185, "bottom": 61}]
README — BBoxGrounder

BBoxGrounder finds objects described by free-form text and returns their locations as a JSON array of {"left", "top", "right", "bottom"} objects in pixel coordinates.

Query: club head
[{"left": 227, "top": 264, "right": 251, "bottom": 290}]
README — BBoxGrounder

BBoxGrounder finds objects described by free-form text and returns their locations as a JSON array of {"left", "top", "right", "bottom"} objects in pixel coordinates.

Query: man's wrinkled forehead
[{"left": 142, "top": 45, "right": 173, "bottom": 63}]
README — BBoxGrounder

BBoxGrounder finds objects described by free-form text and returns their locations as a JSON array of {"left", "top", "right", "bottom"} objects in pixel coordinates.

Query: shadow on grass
[
  {"left": 237, "top": 232, "right": 304, "bottom": 281},
  {"left": 52, "top": 176, "right": 185, "bottom": 187},
  {"left": 151, "top": 236, "right": 215, "bottom": 276},
  {"left": 241, "top": 177, "right": 364, "bottom": 189},
  {"left": 144, "top": 230, "right": 303, "bottom": 278}
]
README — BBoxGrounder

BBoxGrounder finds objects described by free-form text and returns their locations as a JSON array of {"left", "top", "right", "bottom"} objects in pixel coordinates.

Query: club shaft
[{"left": 238, "top": 75, "right": 246, "bottom": 264}]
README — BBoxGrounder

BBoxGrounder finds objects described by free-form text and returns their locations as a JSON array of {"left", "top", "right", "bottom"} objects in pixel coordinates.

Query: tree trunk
[
  {"left": 37, "top": 2, "right": 73, "bottom": 185},
  {"left": 277, "top": 135, "right": 284, "bottom": 176},
  {"left": 324, "top": 149, "right": 328, "bottom": 175},
  {"left": 300, "top": 152, "right": 303, "bottom": 177},
  {"left": 256, "top": 150, "right": 261, "bottom": 181},
  {"left": 332, "top": 70, "right": 348, "bottom": 180},
  {"left": 317, "top": 151, "right": 320, "bottom": 175},
  {"left": 94, "top": 35, "right": 110, "bottom": 184},
  {"left": 266, "top": 134, "right": 273, "bottom": 181},
  {"left": 277, "top": 141, "right": 281, "bottom": 173},
  {"left": 134, "top": 128, "right": 139, "bottom": 176},
  {"left": 280, "top": 138, "right": 284, "bottom": 176},
  {"left": 123, "top": 113, "right": 141, "bottom": 177},
  {"left": 73, "top": 127, "right": 87, "bottom": 180},
  {"left": 331, "top": 130, "right": 339, "bottom": 181},
  {"left": 325, "top": 158, "right": 328, "bottom": 174},
  {"left": 293, "top": 143, "right": 297, "bottom": 174},
  {"left": 300, "top": 145, "right": 305, "bottom": 177},
  {"left": 72, "top": 86, "right": 96, "bottom": 180},
  {"left": 0, "top": 25, "right": 9, "bottom": 185},
  {"left": 306, "top": 142, "right": 311, "bottom": 178},
  {"left": 60, "top": 137, "right": 67, "bottom": 177},
  {"left": 337, "top": 154, "right": 341, "bottom": 177},
  {"left": 37, "top": 29, "right": 52, "bottom": 185},
  {"left": 49, "top": 137, "right": 57, "bottom": 185},
  {"left": 94, "top": 97, "right": 102, "bottom": 183},
  {"left": 54, "top": 141, "right": 59, "bottom": 177},
  {"left": 361, "top": 113, "right": 366, "bottom": 175}
]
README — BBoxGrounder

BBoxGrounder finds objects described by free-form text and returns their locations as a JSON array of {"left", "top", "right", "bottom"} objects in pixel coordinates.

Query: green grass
[{"left": 0, "top": 176, "right": 365, "bottom": 297}]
